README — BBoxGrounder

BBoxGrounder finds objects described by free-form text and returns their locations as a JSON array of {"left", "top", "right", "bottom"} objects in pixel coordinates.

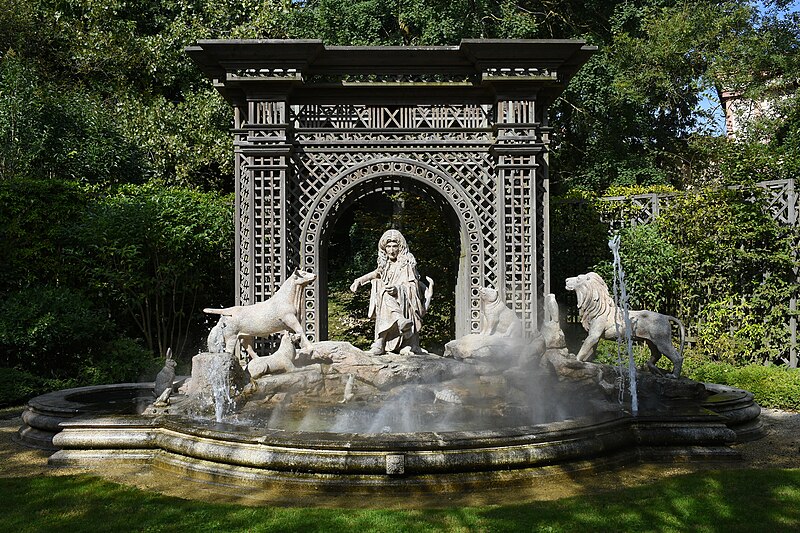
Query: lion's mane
[{"left": 574, "top": 272, "right": 615, "bottom": 331}]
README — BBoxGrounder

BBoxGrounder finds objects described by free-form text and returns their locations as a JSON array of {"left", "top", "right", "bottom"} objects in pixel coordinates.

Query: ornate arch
[{"left": 299, "top": 157, "right": 484, "bottom": 342}]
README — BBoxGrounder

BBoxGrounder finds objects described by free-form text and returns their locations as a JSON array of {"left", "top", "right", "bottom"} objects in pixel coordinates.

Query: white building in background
[{"left": 720, "top": 78, "right": 797, "bottom": 140}]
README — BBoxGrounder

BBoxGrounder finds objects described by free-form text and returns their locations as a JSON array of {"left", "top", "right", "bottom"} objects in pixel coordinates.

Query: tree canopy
[
  {"left": 0, "top": 0, "right": 798, "bottom": 394},
  {"left": 2, "top": 0, "right": 797, "bottom": 190}
]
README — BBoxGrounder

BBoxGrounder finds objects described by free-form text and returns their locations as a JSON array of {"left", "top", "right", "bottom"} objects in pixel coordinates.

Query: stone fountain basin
[
  {"left": 17, "top": 383, "right": 157, "bottom": 450},
  {"left": 16, "top": 380, "right": 762, "bottom": 490},
  {"left": 46, "top": 408, "right": 738, "bottom": 477}
]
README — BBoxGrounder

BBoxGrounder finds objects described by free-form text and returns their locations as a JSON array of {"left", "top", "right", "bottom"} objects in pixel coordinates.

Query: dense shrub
[
  {"left": 553, "top": 185, "right": 799, "bottom": 366},
  {"left": 0, "top": 178, "right": 87, "bottom": 292},
  {"left": 0, "top": 287, "right": 157, "bottom": 387},
  {"left": 72, "top": 183, "right": 234, "bottom": 357},
  {"left": 0, "top": 55, "right": 145, "bottom": 186},
  {"left": 0, "top": 367, "right": 45, "bottom": 406},
  {"left": 592, "top": 223, "right": 679, "bottom": 313}
]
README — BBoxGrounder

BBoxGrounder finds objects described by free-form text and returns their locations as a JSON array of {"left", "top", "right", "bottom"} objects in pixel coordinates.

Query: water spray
[{"left": 609, "top": 235, "right": 638, "bottom": 415}]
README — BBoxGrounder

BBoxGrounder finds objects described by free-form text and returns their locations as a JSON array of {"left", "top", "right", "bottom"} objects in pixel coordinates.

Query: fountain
[
  {"left": 16, "top": 40, "right": 763, "bottom": 499},
  {"left": 17, "top": 269, "right": 762, "bottom": 494}
]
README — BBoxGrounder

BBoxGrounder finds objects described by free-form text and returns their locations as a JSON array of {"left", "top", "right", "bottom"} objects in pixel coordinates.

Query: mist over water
[{"left": 223, "top": 342, "right": 616, "bottom": 434}]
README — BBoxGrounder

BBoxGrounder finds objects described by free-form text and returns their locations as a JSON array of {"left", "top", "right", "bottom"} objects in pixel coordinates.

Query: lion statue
[
  {"left": 565, "top": 272, "right": 685, "bottom": 379},
  {"left": 479, "top": 286, "right": 523, "bottom": 338}
]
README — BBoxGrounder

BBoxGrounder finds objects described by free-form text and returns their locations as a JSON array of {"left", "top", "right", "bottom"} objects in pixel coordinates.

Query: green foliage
[
  {"left": 0, "top": 287, "right": 157, "bottom": 387},
  {"left": 687, "top": 360, "right": 800, "bottom": 410},
  {"left": 1, "top": 0, "right": 797, "bottom": 386},
  {"left": 0, "top": 367, "right": 45, "bottom": 406},
  {"left": 116, "top": 91, "right": 233, "bottom": 191},
  {"left": 658, "top": 187, "right": 796, "bottom": 364},
  {"left": 593, "top": 223, "right": 679, "bottom": 312},
  {"left": 72, "top": 183, "right": 234, "bottom": 357},
  {"left": 549, "top": 195, "right": 610, "bottom": 308},
  {"left": 553, "top": 184, "right": 798, "bottom": 366},
  {"left": 0, "top": 178, "right": 87, "bottom": 292},
  {"left": 0, "top": 55, "right": 145, "bottom": 185}
]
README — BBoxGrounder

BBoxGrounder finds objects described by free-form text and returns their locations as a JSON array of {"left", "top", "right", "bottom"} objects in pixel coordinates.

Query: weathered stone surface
[
  {"left": 248, "top": 364, "right": 325, "bottom": 401},
  {"left": 541, "top": 350, "right": 596, "bottom": 382},
  {"left": 307, "top": 341, "right": 472, "bottom": 391},
  {"left": 183, "top": 352, "right": 249, "bottom": 412},
  {"left": 636, "top": 372, "right": 706, "bottom": 400},
  {"left": 203, "top": 269, "right": 316, "bottom": 354},
  {"left": 443, "top": 334, "right": 538, "bottom": 370},
  {"left": 541, "top": 294, "right": 567, "bottom": 350}
]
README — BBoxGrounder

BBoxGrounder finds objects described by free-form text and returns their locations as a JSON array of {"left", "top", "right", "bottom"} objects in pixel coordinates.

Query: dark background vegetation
[{"left": 0, "top": 0, "right": 798, "bottom": 406}]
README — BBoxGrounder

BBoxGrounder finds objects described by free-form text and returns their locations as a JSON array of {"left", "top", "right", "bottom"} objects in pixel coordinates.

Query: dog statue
[
  {"left": 478, "top": 287, "right": 523, "bottom": 338},
  {"left": 245, "top": 332, "right": 298, "bottom": 379},
  {"left": 204, "top": 269, "right": 316, "bottom": 358}
]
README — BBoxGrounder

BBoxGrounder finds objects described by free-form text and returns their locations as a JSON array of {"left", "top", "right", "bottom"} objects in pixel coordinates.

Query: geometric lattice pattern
[
  {"left": 234, "top": 98, "right": 546, "bottom": 342},
  {"left": 186, "top": 40, "right": 599, "bottom": 345},
  {"left": 232, "top": 97, "right": 551, "bottom": 342}
]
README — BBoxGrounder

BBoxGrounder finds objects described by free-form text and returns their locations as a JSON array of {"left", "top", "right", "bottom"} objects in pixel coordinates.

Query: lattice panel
[
  {"left": 250, "top": 101, "right": 286, "bottom": 126},
  {"left": 234, "top": 101, "right": 289, "bottom": 307},
  {"left": 291, "top": 150, "right": 499, "bottom": 286},
  {"left": 294, "top": 131, "right": 492, "bottom": 143},
  {"left": 605, "top": 194, "right": 660, "bottom": 229},
  {"left": 237, "top": 98, "right": 548, "bottom": 344},
  {"left": 499, "top": 100, "right": 536, "bottom": 125},
  {"left": 233, "top": 104, "right": 253, "bottom": 307},
  {"left": 500, "top": 157, "right": 536, "bottom": 331},
  {"left": 290, "top": 104, "right": 493, "bottom": 130},
  {"left": 251, "top": 163, "right": 284, "bottom": 303},
  {"left": 305, "top": 73, "right": 476, "bottom": 84},
  {"left": 290, "top": 153, "right": 499, "bottom": 340},
  {"left": 236, "top": 151, "right": 251, "bottom": 305},
  {"left": 760, "top": 179, "right": 797, "bottom": 226}
]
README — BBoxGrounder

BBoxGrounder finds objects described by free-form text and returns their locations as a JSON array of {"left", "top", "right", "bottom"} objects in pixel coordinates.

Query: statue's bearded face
[{"left": 385, "top": 240, "right": 400, "bottom": 260}]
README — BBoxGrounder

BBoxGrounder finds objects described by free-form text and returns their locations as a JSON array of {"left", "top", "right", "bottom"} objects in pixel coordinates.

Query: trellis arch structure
[
  {"left": 301, "top": 158, "right": 481, "bottom": 340},
  {"left": 187, "top": 39, "right": 595, "bottom": 343}
]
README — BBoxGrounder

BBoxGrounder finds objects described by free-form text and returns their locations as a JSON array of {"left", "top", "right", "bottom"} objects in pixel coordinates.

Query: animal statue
[
  {"left": 245, "top": 332, "right": 298, "bottom": 379},
  {"left": 152, "top": 387, "right": 172, "bottom": 408},
  {"left": 204, "top": 269, "right": 316, "bottom": 358},
  {"left": 154, "top": 348, "right": 176, "bottom": 398},
  {"left": 340, "top": 374, "right": 355, "bottom": 404},
  {"left": 433, "top": 388, "right": 463, "bottom": 405},
  {"left": 207, "top": 315, "right": 228, "bottom": 353},
  {"left": 478, "top": 287, "right": 523, "bottom": 338},
  {"left": 565, "top": 272, "right": 685, "bottom": 379},
  {"left": 540, "top": 293, "right": 567, "bottom": 350}
]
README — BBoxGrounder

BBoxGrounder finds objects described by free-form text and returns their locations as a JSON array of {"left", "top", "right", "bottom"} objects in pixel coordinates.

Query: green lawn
[{"left": 1, "top": 469, "right": 798, "bottom": 532}]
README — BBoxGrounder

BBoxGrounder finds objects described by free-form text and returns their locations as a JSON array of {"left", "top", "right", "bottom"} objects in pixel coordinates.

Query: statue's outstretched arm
[{"left": 350, "top": 269, "right": 379, "bottom": 293}]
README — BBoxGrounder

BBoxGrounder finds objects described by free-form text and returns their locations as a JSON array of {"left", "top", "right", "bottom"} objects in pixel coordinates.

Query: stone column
[
  {"left": 237, "top": 97, "right": 291, "bottom": 307},
  {"left": 492, "top": 96, "right": 546, "bottom": 332}
]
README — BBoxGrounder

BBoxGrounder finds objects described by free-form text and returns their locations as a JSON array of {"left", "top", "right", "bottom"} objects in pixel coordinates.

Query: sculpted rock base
[
  {"left": 182, "top": 352, "right": 249, "bottom": 414},
  {"left": 443, "top": 334, "right": 544, "bottom": 369}
]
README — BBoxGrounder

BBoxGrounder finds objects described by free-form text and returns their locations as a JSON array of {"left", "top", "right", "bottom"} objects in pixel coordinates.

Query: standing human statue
[{"left": 350, "top": 229, "right": 433, "bottom": 355}]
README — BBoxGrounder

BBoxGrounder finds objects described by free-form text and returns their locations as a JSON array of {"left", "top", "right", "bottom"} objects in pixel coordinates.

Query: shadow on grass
[{"left": 1, "top": 469, "right": 798, "bottom": 532}]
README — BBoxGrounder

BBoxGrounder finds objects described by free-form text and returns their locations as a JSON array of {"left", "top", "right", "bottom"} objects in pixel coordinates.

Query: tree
[{"left": 72, "top": 184, "right": 234, "bottom": 357}]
